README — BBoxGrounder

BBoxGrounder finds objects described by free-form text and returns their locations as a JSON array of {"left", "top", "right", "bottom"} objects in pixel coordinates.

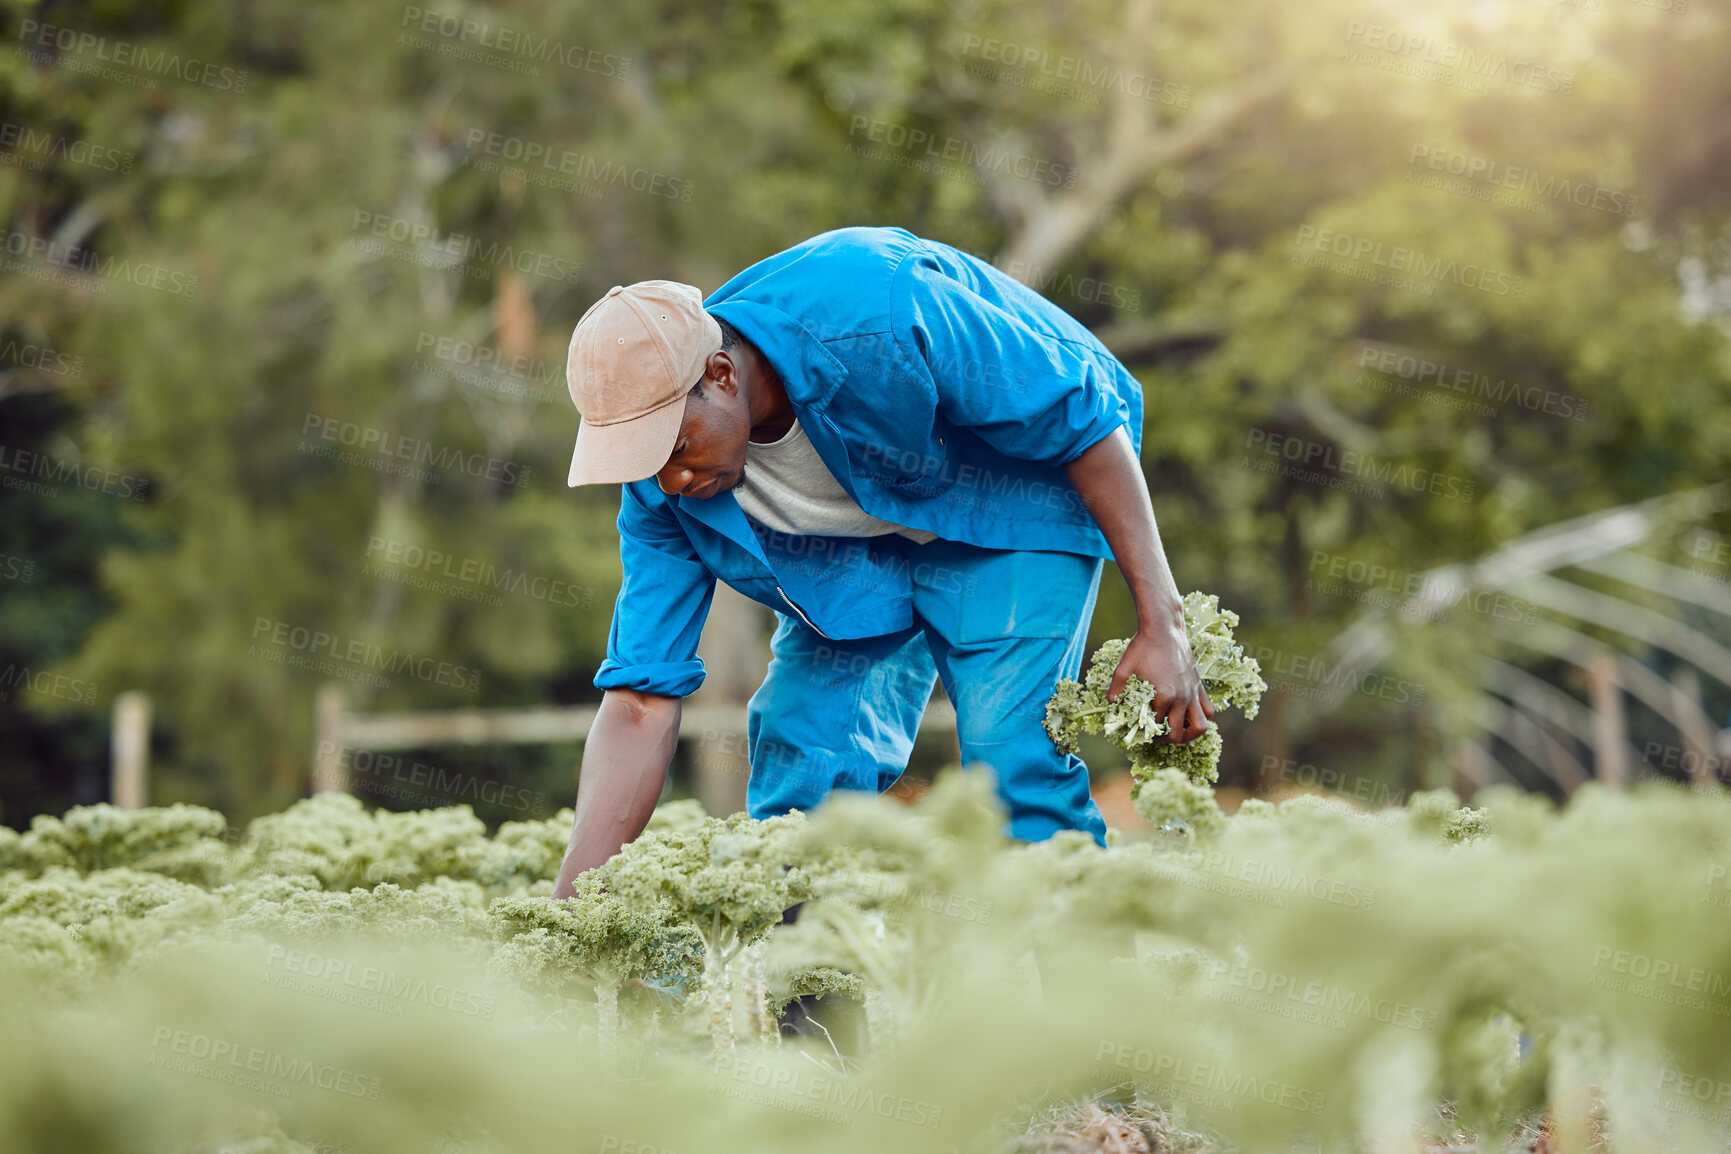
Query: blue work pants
[{"left": 743, "top": 536, "right": 1107, "bottom": 845}]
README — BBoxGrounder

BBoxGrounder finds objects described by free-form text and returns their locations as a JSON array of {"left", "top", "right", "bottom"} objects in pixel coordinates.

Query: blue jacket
[{"left": 594, "top": 226, "right": 1144, "bottom": 697}]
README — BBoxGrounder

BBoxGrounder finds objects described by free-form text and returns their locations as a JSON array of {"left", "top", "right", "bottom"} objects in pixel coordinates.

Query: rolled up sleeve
[
  {"left": 592, "top": 481, "right": 715, "bottom": 698},
  {"left": 897, "top": 262, "right": 1132, "bottom": 464}
]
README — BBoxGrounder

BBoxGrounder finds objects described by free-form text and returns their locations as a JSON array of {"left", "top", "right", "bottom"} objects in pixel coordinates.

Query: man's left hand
[{"left": 1107, "top": 622, "right": 1214, "bottom": 743}]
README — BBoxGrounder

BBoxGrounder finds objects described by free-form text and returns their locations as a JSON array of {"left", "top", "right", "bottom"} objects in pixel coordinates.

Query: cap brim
[{"left": 567, "top": 395, "right": 687, "bottom": 486}]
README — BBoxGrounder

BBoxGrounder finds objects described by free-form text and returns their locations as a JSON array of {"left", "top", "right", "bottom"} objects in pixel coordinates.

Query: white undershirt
[{"left": 732, "top": 418, "right": 937, "bottom": 543}]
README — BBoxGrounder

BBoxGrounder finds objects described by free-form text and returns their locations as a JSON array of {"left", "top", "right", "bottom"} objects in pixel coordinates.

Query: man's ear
[{"left": 707, "top": 349, "right": 740, "bottom": 397}]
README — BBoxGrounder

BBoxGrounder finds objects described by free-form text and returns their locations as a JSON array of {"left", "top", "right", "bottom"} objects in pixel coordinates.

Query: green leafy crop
[
  {"left": 491, "top": 875, "right": 700, "bottom": 1067},
  {"left": 1043, "top": 592, "right": 1266, "bottom": 794},
  {"left": 601, "top": 811, "right": 811, "bottom": 1051},
  {"left": 3, "top": 778, "right": 1726, "bottom": 1153}
]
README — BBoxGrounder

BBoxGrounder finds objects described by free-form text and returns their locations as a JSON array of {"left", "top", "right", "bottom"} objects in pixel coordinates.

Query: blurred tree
[{"left": 1, "top": 0, "right": 1727, "bottom": 822}]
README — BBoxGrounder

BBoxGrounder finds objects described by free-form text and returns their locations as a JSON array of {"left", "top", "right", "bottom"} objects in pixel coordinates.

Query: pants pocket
[{"left": 949, "top": 548, "right": 1095, "bottom": 642}]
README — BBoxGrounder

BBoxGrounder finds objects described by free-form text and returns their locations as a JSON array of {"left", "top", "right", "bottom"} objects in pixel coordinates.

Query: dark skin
[
  {"left": 550, "top": 335, "right": 1210, "bottom": 899},
  {"left": 651, "top": 340, "right": 793, "bottom": 500}
]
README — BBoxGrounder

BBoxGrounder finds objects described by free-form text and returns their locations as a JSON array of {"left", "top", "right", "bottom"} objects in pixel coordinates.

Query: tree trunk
[
  {"left": 994, "top": 64, "right": 1292, "bottom": 278},
  {"left": 1253, "top": 689, "right": 1293, "bottom": 793}
]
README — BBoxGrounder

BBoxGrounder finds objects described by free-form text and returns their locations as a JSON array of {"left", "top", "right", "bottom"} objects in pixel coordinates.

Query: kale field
[{"left": 4, "top": 771, "right": 1730, "bottom": 1154}]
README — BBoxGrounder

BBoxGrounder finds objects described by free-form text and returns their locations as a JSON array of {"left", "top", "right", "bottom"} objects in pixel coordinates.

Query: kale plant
[{"left": 1044, "top": 592, "right": 1265, "bottom": 789}]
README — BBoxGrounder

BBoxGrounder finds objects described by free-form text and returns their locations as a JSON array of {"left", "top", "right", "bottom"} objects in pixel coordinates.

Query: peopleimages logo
[
  {"left": 316, "top": 740, "right": 549, "bottom": 816},
  {"left": 0, "top": 664, "right": 98, "bottom": 706},
  {"left": 248, "top": 618, "right": 481, "bottom": 691},
  {"left": 1193, "top": 848, "right": 1378, "bottom": 911},
  {"left": 1643, "top": 741, "right": 1728, "bottom": 786},
  {"left": 1263, "top": 755, "right": 1407, "bottom": 808},
  {"left": 399, "top": 7, "right": 631, "bottom": 77},
  {"left": 1, "top": 229, "right": 198, "bottom": 298},
  {"left": 709, "top": 1052, "right": 945, "bottom": 1128},
  {"left": 1342, "top": 22, "right": 1574, "bottom": 95},
  {"left": 996, "top": 256, "right": 1142, "bottom": 312},
  {"left": 149, "top": 1026, "right": 380, "bottom": 1100},
  {"left": 349, "top": 210, "right": 582, "bottom": 284},
  {"left": 831, "top": 869, "right": 994, "bottom": 925},
  {"left": 845, "top": 116, "right": 1077, "bottom": 189},
  {"left": 1293, "top": 226, "right": 1525, "bottom": 299},
  {"left": 414, "top": 332, "right": 561, "bottom": 405},
  {"left": 462, "top": 130, "right": 694, "bottom": 203},
  {"left": 857, "top": 442, "right": 1088, "bottom": 514},
  {"left": 300, "top": 414, "right": 532, "bottom": 488},
  {"left": 1406, "top": 145, "right": 1638, "bottom": 218},
  {"left": 1201, "top": 958, "right": 1438, "bottom": 1033},
  {"left": 1305, "top": 548, "right": 1538, "bottom": 624},
  {"left": 0, "top": 336, "right": 83, "bottom": 378},
  {"left": 0, "top": 443, "right": 151, "bottom": 501},
  {"left": 1589, "top": 946, "right": 1731, "bottom": 1015},
  {"left": 599, "top": 1138, "right": 678, "bottom": 1154},
  {"left": 957, "top": 34, "right": 1191, "bottom": 108},
  {"left": 1248, "top": 643, "right": 1426, "bottom": 706},
  {"left": 17, "top": 19, "right": 250, "bottom": 92},
  {"left": 1244, "top": 429, "right": 1477, "bottom": 503},
  {"left": 1093, "top": 1041, "right": 1327, "bottom": 1116},
  {"left": 264, "top": 944, "right": 498, "bottom": 1019},
  {"left": 363, "top": 535, "right": 595, "bottom": 609},
  {"left": 416, "top": 332, "right": 557, "bottom": 386},
  {"left": 0, "top": 121, "right": 134, "bottom": 173},
  {"left": 1354, "top": 343, "right": 1588, "bottom": 422},
  {"left": 757, "top": 528, "right": 981, "bottom": 599}
]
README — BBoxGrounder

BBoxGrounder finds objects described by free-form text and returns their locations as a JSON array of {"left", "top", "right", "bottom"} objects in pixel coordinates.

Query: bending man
[{"left": 552, "top": 226, "right": 1210, "bottom": 898}]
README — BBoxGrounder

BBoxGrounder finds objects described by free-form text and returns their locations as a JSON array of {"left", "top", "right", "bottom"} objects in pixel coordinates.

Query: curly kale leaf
[
  {"left": 1179, "top": 592, "right": 1266, "bottom": 719},
  {"left": 1131, "top": 767, "right": 1228, "bottom": 840},
  {"left": 1043, "top": 639, "right": 1161, "bottom": 754},
  {"left": 1130, "top": 725, "right": 1224, "bottom": 787},
  {"left": 1044, "top": 593, "right": 1263, "bottom": 787},
  {"left": 489, "top": 875, "right": 699, "bottom": 994}
]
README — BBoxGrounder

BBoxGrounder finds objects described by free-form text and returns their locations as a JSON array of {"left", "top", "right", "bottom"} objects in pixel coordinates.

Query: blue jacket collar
[
  {"left": 706, "top": 299, "right": 850, "bottom": 409},
  {"left": 680, "top": 299, "right": 863, "bottom": 532},
  {"left": 676, "top": 487, "right": 766, "bottom": 563}
]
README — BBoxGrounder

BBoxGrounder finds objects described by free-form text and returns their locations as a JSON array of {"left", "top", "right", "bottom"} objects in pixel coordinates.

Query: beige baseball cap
[{"left": 565, "top": 280, "right": 722, "bottom": 486}]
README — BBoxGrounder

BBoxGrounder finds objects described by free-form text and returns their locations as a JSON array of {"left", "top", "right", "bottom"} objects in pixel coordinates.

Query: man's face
[{"left": 654, "top": 360, "right": 750, "bottom": 499}]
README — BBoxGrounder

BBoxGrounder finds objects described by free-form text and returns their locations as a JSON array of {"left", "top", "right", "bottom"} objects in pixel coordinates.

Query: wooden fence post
[
  {"left": 1670, "top": 667, "right": 1716, "bottom": 788},
  {"left": 1588, "top": 654, "right": 1627, "bottom": 789},
  {"left": 312, "top": 684, "right": 349, "bottom": 794},
  {"left": 1453, "top": 739, "right": 1492, "bottom": 798},
  {"left": 111, "top": 691, "right": 151, "bottom": 809}
]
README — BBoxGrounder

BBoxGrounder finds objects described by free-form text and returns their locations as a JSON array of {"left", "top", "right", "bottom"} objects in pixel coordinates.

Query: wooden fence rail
[{"left": 311, "top": 684, "right": 957, "bottom": 795}]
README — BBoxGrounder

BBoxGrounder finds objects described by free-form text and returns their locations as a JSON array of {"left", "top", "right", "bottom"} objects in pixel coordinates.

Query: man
[{"left": 550, "top": 226, "right": 1210, "bottom": 900}]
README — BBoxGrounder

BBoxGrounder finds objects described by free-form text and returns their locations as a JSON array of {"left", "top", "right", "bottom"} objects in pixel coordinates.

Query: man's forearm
[
  {"left": 1062, "top": 426, "right": 1184, "bottom": 628},
  {"left": 1063, "top": 425, "right": 1210, "bottom": 737},
  {"left": 550, "top": 689, "right": 682, "bottom": 899}
]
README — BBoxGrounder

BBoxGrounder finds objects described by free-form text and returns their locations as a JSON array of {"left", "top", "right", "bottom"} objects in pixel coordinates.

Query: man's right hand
[{"left": 550, "top": 689, "right": 682, "bottom": 899}]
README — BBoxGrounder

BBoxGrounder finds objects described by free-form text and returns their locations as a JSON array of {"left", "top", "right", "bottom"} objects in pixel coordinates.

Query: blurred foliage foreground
[{"left": 5, "top": 776, "right": 1731, "bottom": 1153}]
